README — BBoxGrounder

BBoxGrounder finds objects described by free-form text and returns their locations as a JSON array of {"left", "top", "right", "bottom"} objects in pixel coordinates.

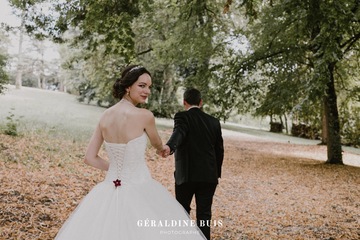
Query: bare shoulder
[
  {"left": 99, "top": 106, "right": 113, "bottom": 120},
  {"left": 98, "top": 105, "right": 119, "bottom": 128},
  {"left": 138, "top": 108, "right": 154, "bottom": 119}
]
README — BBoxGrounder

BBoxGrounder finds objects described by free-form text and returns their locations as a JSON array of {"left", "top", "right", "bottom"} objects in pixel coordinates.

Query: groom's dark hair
[{"left": 184, "top": 88, "right": 201, "bottom": 106}]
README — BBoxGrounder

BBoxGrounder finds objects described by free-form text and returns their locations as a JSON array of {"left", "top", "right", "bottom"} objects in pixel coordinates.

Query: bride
[{"left": 55, "top": 65, "right": 206, "bottom": 240}]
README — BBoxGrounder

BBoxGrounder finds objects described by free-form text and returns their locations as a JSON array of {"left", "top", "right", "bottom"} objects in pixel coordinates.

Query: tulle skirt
[{"left": 55, "top": 179, "right": 206, "bottom": 240}]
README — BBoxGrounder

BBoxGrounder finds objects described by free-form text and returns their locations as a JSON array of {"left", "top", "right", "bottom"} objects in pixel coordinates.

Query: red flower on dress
[{"left": 113, "top": 179, "right": 122, "bottom": 188}]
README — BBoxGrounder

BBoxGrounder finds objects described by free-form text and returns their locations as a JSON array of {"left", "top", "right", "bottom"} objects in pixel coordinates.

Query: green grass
[
  {"left": 0, "top": 85, "right": 105, "bottom": 141},
  {"left": 0, "top": 85, "right": 177, "bottom": 142}
]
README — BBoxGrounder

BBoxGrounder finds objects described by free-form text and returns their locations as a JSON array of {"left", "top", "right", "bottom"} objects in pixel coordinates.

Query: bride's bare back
[{"left": 100, "top": 101, "right": 150, "bottom": 144}]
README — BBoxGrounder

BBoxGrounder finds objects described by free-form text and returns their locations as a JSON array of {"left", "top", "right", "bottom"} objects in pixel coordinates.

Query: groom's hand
[
  {"left": 162, "top": 145, "right": 170, "bottom": 157},
  {"left": 156, "top": 145, "right": 170, "bottom": 158}
]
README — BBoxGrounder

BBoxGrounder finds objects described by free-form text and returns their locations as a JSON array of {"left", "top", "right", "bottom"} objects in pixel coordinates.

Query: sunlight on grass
[{"left": 0, "top": 85, "right": 104, "bottom": 141}]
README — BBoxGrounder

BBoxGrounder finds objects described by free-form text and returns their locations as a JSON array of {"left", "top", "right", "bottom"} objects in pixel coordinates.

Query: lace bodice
[{"left": 104, "top": 133, "right": 151, "bottom": 185}]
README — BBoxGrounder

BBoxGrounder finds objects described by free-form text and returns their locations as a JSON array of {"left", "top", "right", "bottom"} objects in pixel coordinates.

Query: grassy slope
[{"left": 0, "top": 85, "right": 105, "bottom": 141}]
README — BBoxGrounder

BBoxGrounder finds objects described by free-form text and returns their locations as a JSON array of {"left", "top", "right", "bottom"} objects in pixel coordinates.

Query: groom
[{"left": 163, "top": 88, "right": 224, "bottom": 240}]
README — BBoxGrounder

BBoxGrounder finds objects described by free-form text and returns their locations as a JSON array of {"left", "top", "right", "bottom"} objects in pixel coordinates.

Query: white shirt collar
[{"left": 187, "top": 105, "right": 200, "bottom": 111}]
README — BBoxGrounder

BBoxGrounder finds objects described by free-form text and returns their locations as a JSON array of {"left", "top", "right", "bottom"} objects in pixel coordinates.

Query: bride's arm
[
  {"left": 143, "top": 110, "right": 164, "bottom": 152},
  {"left": 84, "top": 124, "right": 109, "bottom": 171}
]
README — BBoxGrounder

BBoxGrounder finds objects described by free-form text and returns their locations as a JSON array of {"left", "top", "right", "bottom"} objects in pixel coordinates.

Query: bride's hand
[{"left": 156, "top": 145, "right": 170, "bottom": 158}]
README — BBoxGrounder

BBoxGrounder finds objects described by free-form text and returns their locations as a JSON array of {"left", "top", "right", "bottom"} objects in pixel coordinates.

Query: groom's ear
[
  {"left": 183, "top": 100, "right": 190, "bottom": 110},
  {"left": 199, "top": 99, "right": 203, "bottom": 107}
]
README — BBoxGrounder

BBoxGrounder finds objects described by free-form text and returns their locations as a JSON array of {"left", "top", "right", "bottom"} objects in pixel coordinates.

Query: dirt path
[
  {"left": 209, "top": 135, "right": 360, "bottom": 239},
  {"left": 221, "top": 128, "right": 360, "bottom": 168}
]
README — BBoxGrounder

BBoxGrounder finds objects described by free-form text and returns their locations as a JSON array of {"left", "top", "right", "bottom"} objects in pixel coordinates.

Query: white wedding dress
[{"left": 55, "top": 132, "right": 206, "bottom": 240}]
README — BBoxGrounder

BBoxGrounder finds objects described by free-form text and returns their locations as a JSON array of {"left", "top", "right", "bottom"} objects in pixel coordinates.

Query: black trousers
[{"left": 175, "top": 182, "right": 217, "bottom": 240}]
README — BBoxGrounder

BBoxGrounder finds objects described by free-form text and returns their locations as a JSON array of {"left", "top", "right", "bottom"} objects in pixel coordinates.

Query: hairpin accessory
[{"left": 129, "top": 65, "right": 144, "bottom": 73}]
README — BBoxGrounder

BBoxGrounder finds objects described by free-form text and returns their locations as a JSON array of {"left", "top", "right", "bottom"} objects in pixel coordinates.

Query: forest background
[{"left": 1, "top": 0, "right": 359, "bottom": 165}]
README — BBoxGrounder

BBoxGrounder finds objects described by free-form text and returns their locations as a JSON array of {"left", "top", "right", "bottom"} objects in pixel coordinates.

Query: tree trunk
[
  {"left": 59, "top": 76, "right": 65, "bottom": 92},
  {"left": 156, "top": 66, "right": 177, "bottom": 118},
  {"left": 283, "top": 114, "right": 288, "bottom": 134},
  {"left": 42, "top": 74, "right": 46, "bottom": 89},
  {"left": 325, "top": 63, "right": 342, "bottom": 164},
  {"left": 321, "top": 98, "right": 328, "bottom": 144},
  {"left": 37, "top": 75, "right": 41, "bottom": 88},
  {"left": 163, "top": 68, "right": 172, "bottom": 101},
  {"left": 15, "top": 10, "right": 25, "bottom": 89}
]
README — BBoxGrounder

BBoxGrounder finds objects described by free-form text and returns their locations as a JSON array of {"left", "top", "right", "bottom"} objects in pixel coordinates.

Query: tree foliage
[
  {"left": 25, "top": 0, "right": 147, "bottom": 107},
  {"left": 51, "top": 0, "right": 140, "bottom": 60},
  {"left": 0, "top": 28, "right": 9, "bottom": 94},
  {"left": 218, "top": 0, "right": 360, "bottom": 163},
  {"left": 132, "top": 0, "right": 229, "bottom": 116},
  {"left": 20, "top": 0, "right": 360, "bottom": 154},
  {"left": 0, "top": 53, "right": 9, "bottom": 94}
]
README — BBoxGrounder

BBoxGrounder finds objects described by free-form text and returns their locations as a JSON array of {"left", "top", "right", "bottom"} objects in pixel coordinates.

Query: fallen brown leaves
[
  {"left": 0, "top": 132, "right": 104, "bottom": 239},
  {"left": 1, "top": 131, "right": 360, "bottom": 240}
]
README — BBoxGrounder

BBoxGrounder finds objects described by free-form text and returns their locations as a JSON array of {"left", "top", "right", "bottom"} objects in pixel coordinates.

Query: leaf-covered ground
[{"left": 1, "top": 130, "right": 360, "bottom": 240}]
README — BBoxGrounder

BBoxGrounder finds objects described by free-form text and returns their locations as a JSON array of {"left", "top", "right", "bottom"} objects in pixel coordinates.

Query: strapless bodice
[{"left": 104, "top": 133, "right": 151, "bottom": 184}]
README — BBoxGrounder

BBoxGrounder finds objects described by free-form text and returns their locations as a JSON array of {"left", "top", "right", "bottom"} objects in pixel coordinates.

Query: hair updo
[{"left": 112, "top": 65, "right": 152, "bottom": 100}]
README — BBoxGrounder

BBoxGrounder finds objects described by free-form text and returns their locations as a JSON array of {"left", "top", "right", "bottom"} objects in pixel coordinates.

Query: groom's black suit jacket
[{"left": 166, "top": 107, "right": 224, "bottom": 185}]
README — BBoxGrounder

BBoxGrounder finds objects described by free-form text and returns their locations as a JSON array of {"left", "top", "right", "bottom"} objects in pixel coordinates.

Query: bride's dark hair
[{"left": 113, "top": 65, "right": 151, "bottom": 100}]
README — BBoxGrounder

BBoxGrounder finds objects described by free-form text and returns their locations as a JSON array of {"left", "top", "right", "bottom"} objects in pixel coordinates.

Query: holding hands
[{"left": 156, "top": 145, "right": 171, "bottom": 158}]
